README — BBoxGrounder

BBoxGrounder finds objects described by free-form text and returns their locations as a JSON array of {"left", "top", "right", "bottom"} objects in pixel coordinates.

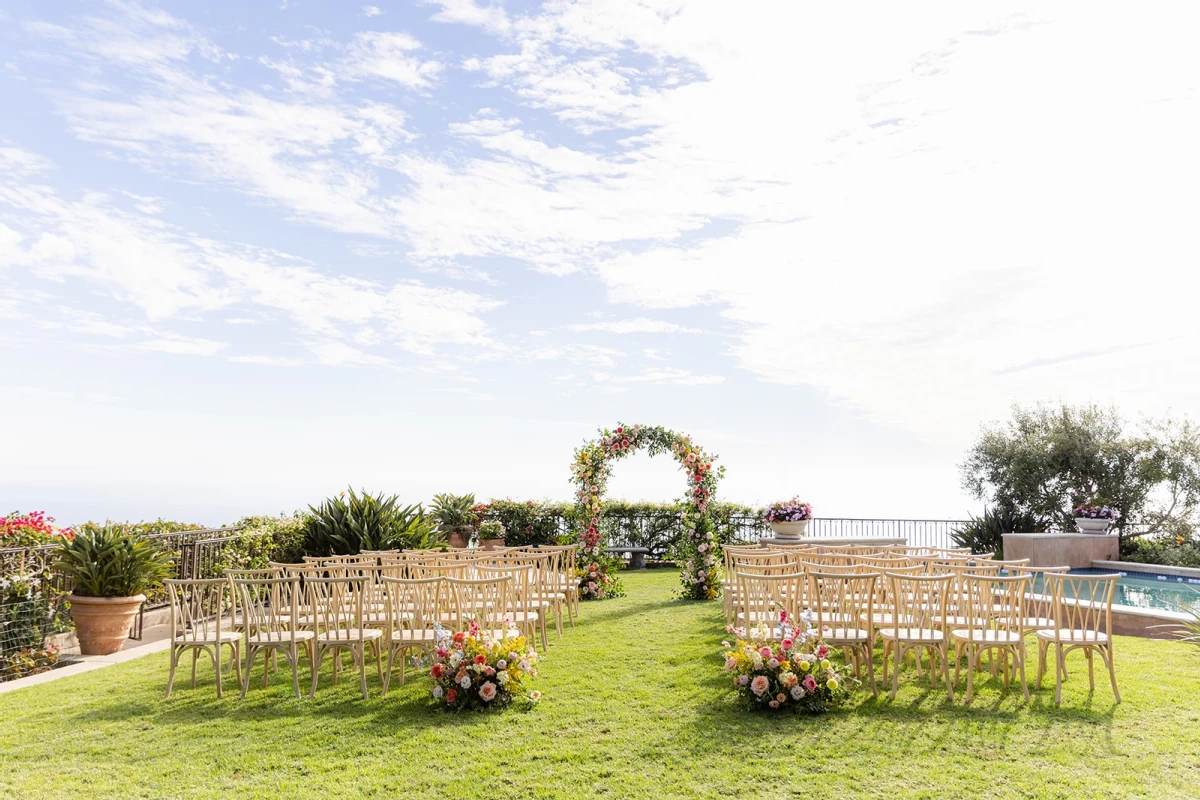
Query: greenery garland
[{"left": 571, "top": 423, "right": 725, "bottom": 600}]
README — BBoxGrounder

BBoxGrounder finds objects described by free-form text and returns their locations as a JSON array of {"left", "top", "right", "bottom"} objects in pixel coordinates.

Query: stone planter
[
  {"left": 480, "top": 537, "right": 506, "bottom": 551},
  {"left": 768, "top": 520, "right": 811, "bottom": 541},
  {"left": 67, "top": 594, "right": 145, "bottom": 656},
  {"left": 446, "top": 528, "right": 471, "bottom": 549},
  {"left": 1074, "top": 517, "right": 1113, "bottom": 535}
]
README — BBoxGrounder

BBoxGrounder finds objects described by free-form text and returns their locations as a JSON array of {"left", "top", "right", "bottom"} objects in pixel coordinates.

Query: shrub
[
  {"left": 1, "top": 565, "right": 70, "bottom": 683},
  {"left": 74, "top": 519, "right": 206, "bottom": 538},
  {"left": 55, "top": 525, "right": 174, "bottom": 598},
  {"left": 229, "top": 514, "right": 307, "bottom": 564},
  {"left": 304, "top": 489, "right": 441, "bottom": 556},
  {"left": 478, "top": 520, "right": 505, "bottom": 541},
  {"left": 1123, "top": 535, "right": 1200, "bottom": 569},
  {"left": 478, "top": 499, "right": 566, "bottom": 547}
]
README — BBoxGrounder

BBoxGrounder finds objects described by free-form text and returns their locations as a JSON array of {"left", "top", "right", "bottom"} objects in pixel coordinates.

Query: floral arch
[{"left": 571, "top": 423, "right": 724, "bottom": 601}]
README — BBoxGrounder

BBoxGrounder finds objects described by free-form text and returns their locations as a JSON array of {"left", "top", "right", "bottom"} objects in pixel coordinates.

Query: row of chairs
[
  {"left": 724, "top": 544, "right": 1120, "bottom": 705},
  {"left": 162, "top": 545, "right": 580, "bottom": 700}
]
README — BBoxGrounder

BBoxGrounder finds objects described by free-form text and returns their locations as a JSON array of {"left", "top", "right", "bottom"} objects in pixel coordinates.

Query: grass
[{"left": 2, "top": 569, "right": 1199, "bottom": 799}]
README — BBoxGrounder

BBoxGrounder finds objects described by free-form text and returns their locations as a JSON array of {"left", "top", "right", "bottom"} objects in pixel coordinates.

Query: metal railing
[{"left": 479, "top": 512, "right": 969, "bottom": 559}]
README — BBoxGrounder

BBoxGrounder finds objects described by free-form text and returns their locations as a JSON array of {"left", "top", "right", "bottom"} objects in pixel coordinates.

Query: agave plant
[
  {"left": 304, "top": 488, "right": 441, "bottom": 557},
  {"left": 55, "top": 525, "right": 174, "bottom": 598},
  {"left": 951, "top": 506, "right": 1042, "bottom": 558},
  {"left": 429, "top": 493, "right": 478, "bottom": 531}
]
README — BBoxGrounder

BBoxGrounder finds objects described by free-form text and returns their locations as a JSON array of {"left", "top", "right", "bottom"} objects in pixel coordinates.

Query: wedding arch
[{"left": 570, "top": 423, "right": 723, "bottom": 600}]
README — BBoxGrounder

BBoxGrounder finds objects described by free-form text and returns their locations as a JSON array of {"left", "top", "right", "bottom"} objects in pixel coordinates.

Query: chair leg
[
  {"left": 1054, "top": 644, "right": 1064, "bottom": 705},
  {"left": 1036, "top": 639, "right": 1047, "bottom": 690},
  {"left": 358, "top": 645, "right": 369, "bottom": 700},
  {"left": 373, "top": 641, "right": 384, "bottom": 686},
  {"left": 964, "top": 647, "right": 975, "bottom": 704},
  {"left": 1103, "top": 644, "right": 1121, "bottom": 703},
  {"left": 382, "top": 646, "right": 395, "bottom": 696},
  {"left": 240, "top": 645, "right": 256, "bottom": 700},
  {"left": 262, "top": 649, "right": 270, "bottom": 689},
  {"left": 310, "top": 646, "right": 323, "bottom": 699},
  {"left": 863, "top": 644, "right": 877, "bottom": 697},
  {"left": 191, "top": 648, "right": 200, "bottom": 689},
  {"left": 232, "top": 642, "right": 242, "bottom": 687},
  {"left": 1086, "top": 649, "right": 1095, "bottom": 691},
  {"left": 211, "top": 647, "right": 223, "bottom": 699},
  {"left": 890, "top": 644, "right": 901, "bottom": 700},
  {"left": 288, "top": 645, "right": 301, "bottom": 699},
  {"left": 165, "top": 646, "right": 179, "bottom": 699},
  {"left": 1017, "top": 643, "right": 1030, "bottom": 701},
  {"left": 942, "top": 645, "right": 954, "bottom": 701}
]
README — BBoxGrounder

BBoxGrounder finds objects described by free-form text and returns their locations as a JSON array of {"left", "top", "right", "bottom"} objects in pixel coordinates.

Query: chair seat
[
  {"left": 879, "top": 628, "right": 945, "bottom": 642},
  {"left": 1036, "top": 629, "right": 1108, "bottom": 644},
  {"left": 950, "top": 629, "right": 1022, "bottom": 644},
  {"left": 174, "top": 630, "right": 241, "bottom": 645},
  {"left": 509, "top": 611, "right": 541, "bottom": 623},
  {"left": 247, "top": 630, "right": 315, "bottom": 644},
  {"left": 820, "top": 627, "right": 871, "bottom": 643},
  {"left": 1022, "top": 616, "right": 1055, "bottom": 630},
  {"left": 317, "top": 628, "right": 384, "bottom": 643}
]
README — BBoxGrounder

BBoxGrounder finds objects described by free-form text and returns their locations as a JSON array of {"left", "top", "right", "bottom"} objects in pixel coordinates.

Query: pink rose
[
  {"left": 780, "top": 638, "right": 793, "bottom": 651},
  {"left": 759, "top": 646, "right": 772, "bottom": 659},
  {"left": 750, "top": 675, "right": 770, "bottom": 696},
  {"left": 802, "top": 675, "right": 818, "bottom": 693},
  {"left": 478, "top": 682, "right": 497, "bottom": 702},
  {"left": 724, "top": 657, "right": 737, "bottom": 673},
  {"left": 816, "top": 644, "right": 829, "bottom": 659}
]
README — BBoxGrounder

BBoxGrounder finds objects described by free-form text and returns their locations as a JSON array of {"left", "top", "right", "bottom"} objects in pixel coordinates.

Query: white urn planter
[
  {"left": 1074, "top": 517, "right": 1113, "bottom": 535},
  {"left": 769, "top": 520, "right": 811, "bottom": 541}
]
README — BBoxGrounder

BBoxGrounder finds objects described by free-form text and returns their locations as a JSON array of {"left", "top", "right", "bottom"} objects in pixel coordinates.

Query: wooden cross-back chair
[{"left": 1036, "top": 573, "right": 1121, "bottom": 705}]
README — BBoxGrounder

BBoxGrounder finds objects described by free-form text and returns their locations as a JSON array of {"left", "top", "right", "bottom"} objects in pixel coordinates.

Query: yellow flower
[
  {"left": 799, "top": 660, "right": 811, "bottom": 673},
  {"left": 820, "top": 659, "right": 831, "bottom": 670},
  {"left": 827, "top": 678, "right": 839, "bottom": 691}
]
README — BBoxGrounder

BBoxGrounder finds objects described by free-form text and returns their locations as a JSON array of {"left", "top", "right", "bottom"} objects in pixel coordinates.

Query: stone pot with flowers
[
  {"left": 1073, "top": 501, "right": 1117, "bottom": 534},
  {"left": 764, "top": 498, "right": 813, "bottom": 541}
]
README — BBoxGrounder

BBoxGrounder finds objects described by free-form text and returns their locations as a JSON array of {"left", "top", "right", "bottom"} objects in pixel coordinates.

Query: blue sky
[{"left": 2, "top": 1, "right": 1198, "bottom": 526}]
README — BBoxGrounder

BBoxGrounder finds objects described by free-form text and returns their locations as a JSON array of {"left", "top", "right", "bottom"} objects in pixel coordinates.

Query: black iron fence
[{"left": 484, "top": 513, "right": 968, "bottom": 559}]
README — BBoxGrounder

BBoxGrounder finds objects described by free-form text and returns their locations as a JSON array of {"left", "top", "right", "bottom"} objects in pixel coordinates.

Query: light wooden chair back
[
  {"left": 446, "top": 575, "right": 512, "bottom": 631},
  {"left": 888, "top": 573, "right": 952, "bottom": 635},
  {"left": 233, "top": 576, "right": 302, "bottom": 642},
  {"left": 166, "top": 578, "right": 230, "bottom": 642},
  {"left": 809, "top": 571, "right": 877, "bottom": 632},
  {"left": 1047, "top": 572, "right": 1118, "bottom": 640},
  {"left": 382, "top": 575, "right": 445, "bottom": 631},
  {"left": 735, "top": 572, "right": 805, "bottom": 634}
]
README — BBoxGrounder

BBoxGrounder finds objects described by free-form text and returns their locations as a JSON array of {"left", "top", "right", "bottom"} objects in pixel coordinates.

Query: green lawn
[{"left": 2, "top": 569, "right": 1199, "bottom": 799}]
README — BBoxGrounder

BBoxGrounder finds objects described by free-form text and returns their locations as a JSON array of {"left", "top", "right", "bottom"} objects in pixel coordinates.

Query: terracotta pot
[
  {"left": 446, "top": 529, "right": 470, "bottom": 549},
  {"left": 67, "top": 594, "right": 146, "bottom": 656},
  {"left": 481, "top": 538, "right": 505, "bottom": 551}
]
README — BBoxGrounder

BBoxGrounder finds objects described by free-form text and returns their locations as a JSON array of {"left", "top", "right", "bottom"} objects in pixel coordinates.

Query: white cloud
[
  {"left": 342, "top": 32, "right": 443, "bottom": 88},
  {"left": 230, "top": 354, "right": 305, "bottom": 366},
  {"left": 362, "top": 6, "right": 383, "bottom": 18}
]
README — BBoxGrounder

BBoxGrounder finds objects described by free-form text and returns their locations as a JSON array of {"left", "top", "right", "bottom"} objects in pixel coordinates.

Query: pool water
[{"left": 1027, "top": 567, "right": 1200, "bottom": 613}]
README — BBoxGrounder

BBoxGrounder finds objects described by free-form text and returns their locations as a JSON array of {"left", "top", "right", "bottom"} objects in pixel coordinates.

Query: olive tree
[{"left": 959, "top": 403, "right": 1200, "bottom": 542}]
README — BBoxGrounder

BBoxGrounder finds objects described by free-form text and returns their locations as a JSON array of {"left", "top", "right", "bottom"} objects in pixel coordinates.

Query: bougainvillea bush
[
  {"left": 723, "top": 611, "right": 857, "bottom": 712},
  {"left": 0, "top": 511, "right": 74, "bottom": 548},
  {"left": 428, "top": 622, "right": 539, "bottom": 711},
  {"left": 571, "top": 423, "right": 723, "bottom": 601}
]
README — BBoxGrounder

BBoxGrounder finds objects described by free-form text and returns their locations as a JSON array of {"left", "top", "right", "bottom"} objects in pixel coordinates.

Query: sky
[{"left": 2, "top": 1, "right": 1199, "bottom": 527}]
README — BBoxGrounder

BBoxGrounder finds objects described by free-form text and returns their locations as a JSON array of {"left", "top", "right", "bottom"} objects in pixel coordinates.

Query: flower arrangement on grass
[
  {"left": 428, "top": 621, "right": 540, "bottom": 711},
  {"left": 1073, "top": 500, "right": 1117, "bottom": 520},
  {"left": 723, "top": 611, "right": 857, "bottom": 712},
  {"left": 764, "top": 499, "right": 813, "bottom": 524},
  {"left": 571, "top": 423, "right": 724, "bottom": 601}
]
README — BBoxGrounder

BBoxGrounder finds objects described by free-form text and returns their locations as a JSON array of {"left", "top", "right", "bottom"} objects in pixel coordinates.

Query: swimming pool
[{"left": 1029, "top": 567, "right": 1200, "bottom": 613}]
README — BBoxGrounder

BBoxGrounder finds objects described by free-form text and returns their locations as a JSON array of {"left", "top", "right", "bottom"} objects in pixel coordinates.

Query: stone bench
[{"left": 605, "top": 546, "right": 651, "bottom": 570}]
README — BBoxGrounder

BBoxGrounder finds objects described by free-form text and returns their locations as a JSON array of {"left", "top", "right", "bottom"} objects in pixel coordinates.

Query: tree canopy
[{"left": 960, "top": 403, "right": 1200, "bottom": 540}]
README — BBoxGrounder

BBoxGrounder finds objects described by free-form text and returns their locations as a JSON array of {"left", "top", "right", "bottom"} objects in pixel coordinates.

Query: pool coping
[{"left": 1092, "top": 560, "right": 1200, "bottom": 581}]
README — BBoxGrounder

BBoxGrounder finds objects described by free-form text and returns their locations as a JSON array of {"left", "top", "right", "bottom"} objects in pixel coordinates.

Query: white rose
[
  {"left": 459, "top": 675, "right": 471, "bottom": 689},
  {"left": 432, "top": 686, "right": 444, "bottom": 699}
]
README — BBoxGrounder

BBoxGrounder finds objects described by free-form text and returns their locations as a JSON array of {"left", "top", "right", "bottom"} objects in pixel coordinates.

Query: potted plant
[
  {"left": 478, "top": 520, "right": 506, "bottom": 551},
  {"left": 56, "top": 525, "right": 173, "bottom": 655},
  {"left": 1073, "top": 501, "right": 1117, "bottom": 534},
  {"left": 764, "top": 498, "right": 813, "bottom": 541},
  {"left": 431, "top": 493, "right": 478, "bottom": 549}
]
